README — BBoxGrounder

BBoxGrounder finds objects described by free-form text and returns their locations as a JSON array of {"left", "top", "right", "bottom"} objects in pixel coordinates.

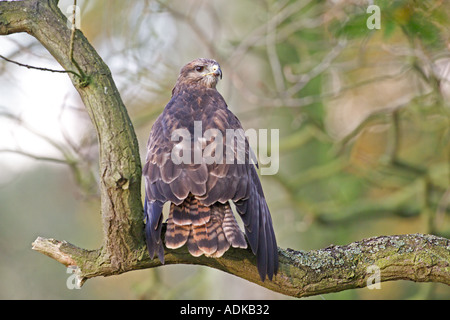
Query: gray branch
[{"left": 31, "top": 232, "right": 450, "bottom": 298}]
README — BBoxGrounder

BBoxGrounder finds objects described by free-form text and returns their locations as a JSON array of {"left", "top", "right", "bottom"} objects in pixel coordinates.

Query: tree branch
[
  {"left": 0, "top": 53, "right": 80, "bottom": 76},
  {"left": 1, "top": 0, "right": 449, "bottom": 299},
  {"left": 1, "top": 0, "right": 144, "bottom": 270},
  {"left": 31, "top": 232, "right": 450, "bottom": 298}
]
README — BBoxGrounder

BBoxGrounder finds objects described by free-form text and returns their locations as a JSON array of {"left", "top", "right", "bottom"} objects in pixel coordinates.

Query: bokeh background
[{"left": 0, "top": 0, "right": 449, "bottom": 299}]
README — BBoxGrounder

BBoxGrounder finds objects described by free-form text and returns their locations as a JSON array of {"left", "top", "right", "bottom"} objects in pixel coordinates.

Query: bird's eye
[{"left": 195, "top": 66, "right": 204, "bottom": 72}]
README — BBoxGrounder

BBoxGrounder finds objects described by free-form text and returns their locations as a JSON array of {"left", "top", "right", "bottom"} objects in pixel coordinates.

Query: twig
[
  {"left": 0, "top": 54, "right": 80, "bottom": 77},
  {"left": 69, "top": 2, "right": 76, "bottom": 63},
  {"left": 266, "top": 4, "right": 285, "bottom": 93},
  {"left": 284, "top": 39, "right": 347, "bottom": 97},
  {"left": 0, "top": 110, "right": 74, "bottom": 158},
  {"left": 0, "top": 149, "right": 69, "bottom": 164},
  {"left": 67, "top": 0, "right": 89, "bottom": 85}
]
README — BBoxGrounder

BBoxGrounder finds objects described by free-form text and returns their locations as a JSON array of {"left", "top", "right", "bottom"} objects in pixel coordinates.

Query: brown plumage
[
  {"left": 143, "top": 58, "right": 278, "bottom": 280},
  {"left": 165, "top": 195, "right": 247, "bottom": 257}
]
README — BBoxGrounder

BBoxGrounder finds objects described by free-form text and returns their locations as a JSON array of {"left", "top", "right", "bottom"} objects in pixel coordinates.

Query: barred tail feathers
[{"left": 165, "top": 196, "right": 247, "bottom": 257}]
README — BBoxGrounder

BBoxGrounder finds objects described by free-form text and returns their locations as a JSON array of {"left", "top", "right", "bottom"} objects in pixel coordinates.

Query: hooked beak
[
  {"left": 214, "top": 66, "right": 222, "bottom": 80},
  {"left": 204, "top": 65, "right": 222, "bottom": 80}
]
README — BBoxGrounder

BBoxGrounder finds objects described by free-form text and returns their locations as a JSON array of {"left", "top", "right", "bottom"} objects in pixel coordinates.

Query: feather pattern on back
[{"left": 143, "top": 58, "right": 278, "bottom": 280}]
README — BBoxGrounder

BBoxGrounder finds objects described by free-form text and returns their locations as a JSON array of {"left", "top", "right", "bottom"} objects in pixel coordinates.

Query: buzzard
[{"left": 143, "top": 58, "right": 278, "bottom": 280}]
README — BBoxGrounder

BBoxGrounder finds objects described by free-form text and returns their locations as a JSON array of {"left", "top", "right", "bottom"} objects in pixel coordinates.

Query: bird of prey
[{"left": 143, "top": 58, "right": 278, "bottom": 281}]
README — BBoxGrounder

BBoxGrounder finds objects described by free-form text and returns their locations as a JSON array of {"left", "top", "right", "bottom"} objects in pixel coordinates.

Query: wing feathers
[
  {"left": 234, "top": 166, "right": 278, "bottom": 281},
  {"left": 143, "top": 81, "right": 278, "bottom": 280},
  {"left": 144, "top": 198, "right": 165, "bottom": 263},
  {"left": 223, "top": 205, "right": 247, "bottom": 249},
  {"left": 168, "top": 173, "right": 191, "bottom": 200}
]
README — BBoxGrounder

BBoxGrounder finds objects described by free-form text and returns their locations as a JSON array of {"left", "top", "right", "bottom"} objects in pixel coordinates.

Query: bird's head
[{"left": 174, "top": 58, "right": 222, "bottom": 93}]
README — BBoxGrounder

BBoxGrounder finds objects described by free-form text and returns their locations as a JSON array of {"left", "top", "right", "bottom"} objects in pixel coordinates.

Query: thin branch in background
[
  {"left": 58, "top": 94, "right": 82, "bottom": 155},
  {"left": 0, "top": 3, "right": 83, "bottom": 80},
  {"left": 266, "top": 4, "right": 285, "bottom": 93},
  {"left": 0, "top": 111, "right": 72, "bottom": 158},
  {"left": 56, "top": 97, "right": 100, "bottom": 194},
  {"left": 0, "top": 39, "right": 41, "bottom": 74},
  {"left": 1, "top": 106, "right": 98, "bottom": 194},
  {"left": 283, "top": 39, "right": 347, "bottom": 97},
  {"left": 228, "top": 0, "right": 313, "bottom": 65},
  {"left": 237, "top": 68, "right": 411, "bottom": 120},
  {"left": 0, "top": 149, "right": 68, "bottom": 164},
  {"left": 0, "top": 54, "right": 80, "bottom": 76},
  {"left": 155, "top": 0, "right": 218, "bottom": 58}
]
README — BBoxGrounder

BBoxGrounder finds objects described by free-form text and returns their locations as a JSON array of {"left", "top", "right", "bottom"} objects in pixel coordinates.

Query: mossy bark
[
  {"left": 0, "top": 0, "right": 144, "bottom": 271},
  {"left": 32, "top": 233, "right": 449, "bottom": 297}
]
